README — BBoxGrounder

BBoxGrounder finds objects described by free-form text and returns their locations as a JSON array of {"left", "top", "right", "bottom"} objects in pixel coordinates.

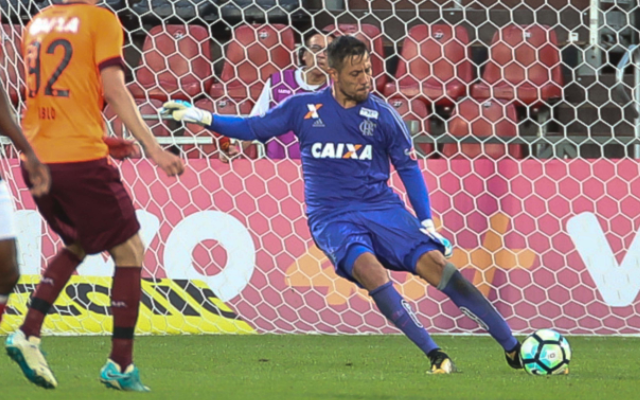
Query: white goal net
[{"left": 1, "top": 0, "right": 640, "bottom": 336}]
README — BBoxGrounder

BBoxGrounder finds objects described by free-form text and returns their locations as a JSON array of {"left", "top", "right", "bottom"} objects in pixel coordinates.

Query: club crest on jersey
[
  {"left": 311, "top": 143, "right": 373, "bottom": 160},
  {"left": 305, "top": 104, "right": 325, "bottom": 127},
  {"left": 359, "top": 119, "right": 376, "bottom": 136}
]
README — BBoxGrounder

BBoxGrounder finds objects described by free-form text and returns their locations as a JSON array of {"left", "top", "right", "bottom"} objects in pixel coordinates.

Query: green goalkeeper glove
[{"left": 161, "top": 100, "right": 212, "bottom": 126}]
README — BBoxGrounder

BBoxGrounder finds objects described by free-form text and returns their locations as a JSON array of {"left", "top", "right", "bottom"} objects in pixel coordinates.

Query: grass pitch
[{"left": 0, "top": 335, "right": 638, "bottom": 400}]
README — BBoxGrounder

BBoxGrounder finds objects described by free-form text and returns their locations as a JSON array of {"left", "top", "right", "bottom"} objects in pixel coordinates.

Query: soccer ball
[{"left": 520, "top": 329, "right": 571, "bottom": 375}]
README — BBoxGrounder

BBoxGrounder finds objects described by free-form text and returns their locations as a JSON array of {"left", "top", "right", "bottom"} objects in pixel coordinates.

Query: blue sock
[
  {"left": 370, "top": 281, "right": 439, "bottom": 357},
  {"left": 438, "top": 264, "right": 518, "bottom": 351}
]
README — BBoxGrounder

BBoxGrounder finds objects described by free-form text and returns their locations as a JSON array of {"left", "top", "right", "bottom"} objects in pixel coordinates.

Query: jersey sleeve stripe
[{"left": 98, "top": 56, "right": 125, "bottom": 71}]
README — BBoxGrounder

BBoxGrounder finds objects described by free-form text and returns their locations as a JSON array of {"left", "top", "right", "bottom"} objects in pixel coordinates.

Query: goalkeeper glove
[
  {"left": 420, "top": 219, "right": 453, "bottom": 258},
  {"left": 161, "top": 100, "right": 212, "bottom": 126}
]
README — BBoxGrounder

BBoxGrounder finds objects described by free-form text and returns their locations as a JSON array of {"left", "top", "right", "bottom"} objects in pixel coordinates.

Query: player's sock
[
  {"left": 370, "top": 281, "right": 439, "bottom": 356},
  {"left": 0, "top": 294, "right": 8, "bottom": 324},
  {"left": 21, "top": 249, "right": 81, "bottom": 338},
  {"left": 109, "top": 267, "right": 142, "bottom": 370},
  {"left": 437, "top": 263, "right": 518, "bottom": 351}
]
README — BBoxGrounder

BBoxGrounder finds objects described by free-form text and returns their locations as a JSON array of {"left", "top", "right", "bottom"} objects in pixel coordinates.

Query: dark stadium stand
[
  {"left": 0, "top": 0, "right": 29, "bottom": 18},
  {"left": 7, "top": 0, "right": 627, "bottom": 158},
  {"left": 219, "top": 0, "right": 306, "bottom": 23},
  {"left": 131, "top": 0, "right": 218, "bottom": 22}
]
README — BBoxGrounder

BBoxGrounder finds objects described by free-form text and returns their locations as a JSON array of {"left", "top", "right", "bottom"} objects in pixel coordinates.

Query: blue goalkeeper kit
[
  {"left": 208, "top": 87, "right": 519, "bottom": 355},
  {"left": 209, "top": 87, "right": 443, "bottom": 279}
]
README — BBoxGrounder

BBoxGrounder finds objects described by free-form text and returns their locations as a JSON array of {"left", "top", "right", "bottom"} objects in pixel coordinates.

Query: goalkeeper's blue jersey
[{"left": 246, "top": 87, "right": 417, "bottom": 222}]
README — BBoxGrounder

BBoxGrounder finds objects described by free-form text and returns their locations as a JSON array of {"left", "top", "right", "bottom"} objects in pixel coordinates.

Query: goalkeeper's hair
[{"left": 327, "top": 35, "right": 369, "bottom": 71}]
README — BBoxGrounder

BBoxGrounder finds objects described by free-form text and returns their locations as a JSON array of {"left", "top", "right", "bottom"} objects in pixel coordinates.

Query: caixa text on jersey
[{"left": 311, "top": 143, "right": 373, "bottom": 160}]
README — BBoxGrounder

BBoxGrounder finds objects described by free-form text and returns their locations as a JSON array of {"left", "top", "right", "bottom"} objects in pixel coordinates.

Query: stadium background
[{"left": 1, "top": 0, "right": 640, "bottom": 337}]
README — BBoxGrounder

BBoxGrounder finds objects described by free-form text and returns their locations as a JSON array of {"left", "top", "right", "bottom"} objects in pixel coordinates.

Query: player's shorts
[
  {"left": 0, "top": 179, "right": 17, "bottom": 241},
  {"left": 21, "top": 158, "right": 140, "bottom": 255},
  {"left": 310, "top": 206, "right": 445, "bottom": 284}
]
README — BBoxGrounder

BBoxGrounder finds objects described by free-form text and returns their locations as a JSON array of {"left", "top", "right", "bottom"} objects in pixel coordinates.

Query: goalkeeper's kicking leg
[
  {"left": 415, "top": 250, "right": 523, "bottom": 370},
  {"left": 351, "top": 251, "right": 457, "bottom": 374}
]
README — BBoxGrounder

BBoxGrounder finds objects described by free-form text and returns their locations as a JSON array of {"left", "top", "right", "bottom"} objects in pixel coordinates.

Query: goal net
[{"left": 1, "top": 0, "right": 640, "bottom": 336}]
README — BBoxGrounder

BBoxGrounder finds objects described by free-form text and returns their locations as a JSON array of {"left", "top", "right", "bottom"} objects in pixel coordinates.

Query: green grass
[{"left": 0, "top": 335, "right": 638, "bottom": 399}]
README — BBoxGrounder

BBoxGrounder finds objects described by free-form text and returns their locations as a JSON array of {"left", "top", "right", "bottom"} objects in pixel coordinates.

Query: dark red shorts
[{"left": 22, "top": 158, "right": 140, "bottom": 255}]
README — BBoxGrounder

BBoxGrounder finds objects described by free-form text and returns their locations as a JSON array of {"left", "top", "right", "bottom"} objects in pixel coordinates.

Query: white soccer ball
[{"left": 520, "top": 329, "right": 571, "bottom": 375}]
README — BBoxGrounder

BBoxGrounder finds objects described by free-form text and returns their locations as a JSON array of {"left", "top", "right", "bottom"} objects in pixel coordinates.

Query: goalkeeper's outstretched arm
[{"left": 161, "top": 97, "right": 297, "bottom": 143}]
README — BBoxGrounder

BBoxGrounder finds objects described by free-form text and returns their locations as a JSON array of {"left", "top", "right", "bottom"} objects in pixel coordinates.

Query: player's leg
[
  {"left": 414, "top": 250, "right": 522, "bottom": 369},
  {"left": 349, "top": 249, "right": 455, "bottom": 374},
  {"left": 0, "top": 179, "right": 19, "bottom": 324},
  {"left": 0, "top": 239, "right": 19, "bottom": 325},
  {"left": 99, "top": 233, "right": 148, "bottom": 392},
  {"left": 311, "top": 212, "right": 455, "bottom": 373},
  {"left": 5, "top": 167, "right": 80, "bottom": 389},
  {"left": 5, "top": 242, "right": 84, "bottom": 389},
  {"left": 41, "top": 159, "right": 149, "bottom": 391},
  {"left": 20, "top": 242, "right": 85, "bottom": 339}
]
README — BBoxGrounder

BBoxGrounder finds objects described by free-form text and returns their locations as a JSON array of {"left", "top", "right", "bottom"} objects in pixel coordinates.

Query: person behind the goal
[
  {"left": 5, "top": 0, "right": 184, "bottom": 392},
  {"left": 162, "top": 35, "right": 525, "bottom": 374},
  {"left": 224, "top": 29, "right": 334, "bottom": 160}
]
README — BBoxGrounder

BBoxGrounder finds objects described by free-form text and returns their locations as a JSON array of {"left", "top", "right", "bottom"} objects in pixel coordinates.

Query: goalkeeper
[{"left": 162, "top": 35, "right": 523, "bottom": 374}]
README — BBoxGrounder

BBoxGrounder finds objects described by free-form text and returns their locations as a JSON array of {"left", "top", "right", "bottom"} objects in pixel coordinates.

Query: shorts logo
[
  {"left": 311, "top": 143, "right": 372, "bottom": 160},
  {"left": 359, "top": 119, "right": 376, "bottom": 137},
  {"left": 278, "top": 89, "right": 292, "bottom": 94}
]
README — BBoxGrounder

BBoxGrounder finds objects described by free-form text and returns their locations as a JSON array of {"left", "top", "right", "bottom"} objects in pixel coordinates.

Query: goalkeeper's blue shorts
[{"left": 310, "top": 206, "right": 444, "bottom": 284}]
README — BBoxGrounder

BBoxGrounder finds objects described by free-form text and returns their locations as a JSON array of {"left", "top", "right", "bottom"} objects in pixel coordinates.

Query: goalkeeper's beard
[{"left": 339, "top": 86, "right": 368, "bottom": 104}]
